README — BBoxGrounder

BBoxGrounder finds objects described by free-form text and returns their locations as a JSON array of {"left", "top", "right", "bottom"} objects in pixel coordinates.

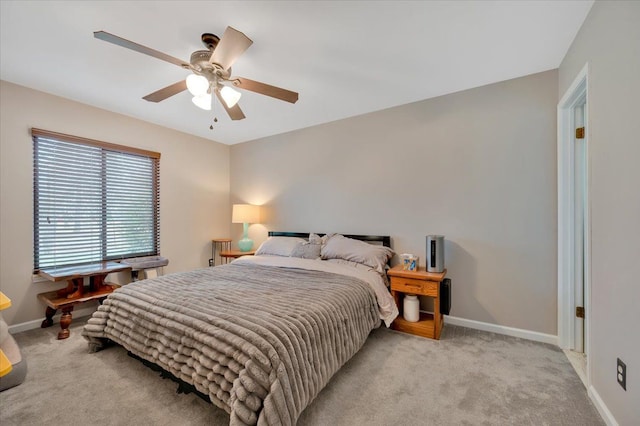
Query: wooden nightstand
[
  {"left": 387, "top": 265, "right": 447, "bottom": 340},
  {"left": 219, "top": 250, "right": 255, "bottom": 264}
]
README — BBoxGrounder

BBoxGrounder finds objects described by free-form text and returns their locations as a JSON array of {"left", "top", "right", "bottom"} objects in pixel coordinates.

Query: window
[{"left": 32, "top": 129, "right": 160, "bottom": 271}]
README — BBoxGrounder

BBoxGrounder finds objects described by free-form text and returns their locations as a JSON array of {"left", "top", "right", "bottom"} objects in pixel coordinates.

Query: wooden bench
[{"left": 37, "top": 262, "right": 131, "bottom": 339}]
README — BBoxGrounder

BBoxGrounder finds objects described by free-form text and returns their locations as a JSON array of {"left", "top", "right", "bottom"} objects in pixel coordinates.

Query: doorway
[
  {"left": 573, "top": 102, "right": 586, "bottom": 354},
  {"left": 557, "top": 63, "right": 590, "bottom": 388}
]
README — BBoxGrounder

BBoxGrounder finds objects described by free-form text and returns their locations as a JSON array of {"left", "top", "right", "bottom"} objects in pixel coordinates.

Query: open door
[
  {"left": 573, "top": 104, "right": 586, "bottom": 354},
  {"left": 558, "top": 63, "right": 590, "bottom": 387}
]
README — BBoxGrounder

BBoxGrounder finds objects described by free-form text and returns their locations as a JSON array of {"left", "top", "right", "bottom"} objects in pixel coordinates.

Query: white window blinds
[{"left": 32, "top": 129, "right": 160, "bottom": 271}]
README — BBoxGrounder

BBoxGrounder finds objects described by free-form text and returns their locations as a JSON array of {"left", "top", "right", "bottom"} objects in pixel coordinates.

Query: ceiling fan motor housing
[
  {"left": 190, "top": 50, "right": 213, "bottom": 68},
  {"left": 190, "top": 49, "right": 230, "bottom": 80}
]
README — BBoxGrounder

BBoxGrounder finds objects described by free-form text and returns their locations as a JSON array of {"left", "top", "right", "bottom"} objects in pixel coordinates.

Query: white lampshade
[
  {"left": 192, "top": 93, "right": 212, "bottom": 110},
  {"left": 186, "top": 74, "right": 209, "bottom": 96},
  {"left": 220, "top": 85, "right": 242, "bottom": 108},
  {"left": 232, "top": 204, "right": 260, "bottom": 224}
]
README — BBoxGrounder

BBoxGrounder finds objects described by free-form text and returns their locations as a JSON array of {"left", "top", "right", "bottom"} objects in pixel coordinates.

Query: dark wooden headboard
[{"left": 268, "top": 231, "right": 391, "bottom": 248}]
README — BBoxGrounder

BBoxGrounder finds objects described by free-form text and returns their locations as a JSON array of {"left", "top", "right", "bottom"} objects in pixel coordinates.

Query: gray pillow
[
  {"left": 309, "top": 232, "right": 332, "bottom": 245},
  {"left": 291, "top": 241, "right": 322, "bottom": 259},
  {"left": 321, "top": 234, "right": 394, "bottom": 273},
  {"left": 255, "top": 237, "right": 306, "bottom": 257}
]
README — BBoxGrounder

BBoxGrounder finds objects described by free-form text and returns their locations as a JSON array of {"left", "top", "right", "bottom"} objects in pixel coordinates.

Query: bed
[{"left": 83, "top": 232, "right": 398, "bottom": 425}]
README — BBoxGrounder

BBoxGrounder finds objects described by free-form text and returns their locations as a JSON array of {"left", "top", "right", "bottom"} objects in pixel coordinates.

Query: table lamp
[{"left": 232, "top": 204, "right": 260, "bottom": 252}]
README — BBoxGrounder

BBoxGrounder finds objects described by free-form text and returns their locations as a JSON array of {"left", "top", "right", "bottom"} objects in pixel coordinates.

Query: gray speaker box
[{"left": 426, "top": 235, "right": 445, "bottom": 273}]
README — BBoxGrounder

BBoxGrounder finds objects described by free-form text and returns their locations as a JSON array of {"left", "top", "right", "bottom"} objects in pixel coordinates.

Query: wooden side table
[
  {"left": 210, "top": 238, "right": 232, "bottom": 266},
  {"left": 387, "top": 265, "right": 447, "bottom": 340},
  {"left": 219, "top": 250, "right": 255, "bottom": 264},
  {"left": 37, "top": 262, "right": 131, "bottom": 339}
]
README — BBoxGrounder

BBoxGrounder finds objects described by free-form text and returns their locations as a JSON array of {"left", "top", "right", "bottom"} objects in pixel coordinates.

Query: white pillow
[
  {"left": 255, "top": 237, "right": 306, "bottom": 257},
  {"left": 321, "top": 234, "right": 394, "bottom": 273}
]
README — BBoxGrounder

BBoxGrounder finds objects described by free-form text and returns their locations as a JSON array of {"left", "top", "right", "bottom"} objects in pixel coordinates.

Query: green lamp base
[
  {"left": 238, "top": 238, "right": 253, "bottom": 252},
  {"left": 238, "top": 222, "right": 253, "bottom": 252}
]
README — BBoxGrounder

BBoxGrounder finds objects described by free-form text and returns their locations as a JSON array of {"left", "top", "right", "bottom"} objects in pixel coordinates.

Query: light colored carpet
[{"left": 0, "top": 317, "right": 603, "bottom": 425}]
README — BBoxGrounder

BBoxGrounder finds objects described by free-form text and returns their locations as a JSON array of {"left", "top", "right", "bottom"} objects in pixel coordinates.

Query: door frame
[{"left": 557, "top": 63, "right": 590, "bottom": 375}]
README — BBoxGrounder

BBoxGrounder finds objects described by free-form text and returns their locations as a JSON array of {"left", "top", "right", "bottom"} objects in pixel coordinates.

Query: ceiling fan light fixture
[
  {"left": 192, "top": 93, "right": 212, "bottom": 110},
  {"left": 220, "top": 85, "right": 242, "bottom": 108},
  {"left": 186, "top": 74, "right": 209, "bottom": 96}
]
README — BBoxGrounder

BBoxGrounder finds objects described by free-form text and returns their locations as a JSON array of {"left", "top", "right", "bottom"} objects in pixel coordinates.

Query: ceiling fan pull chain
[
  {"left": 209, "top": 80, "right": 214, "bottom": 130},
  {"left": 210, "top": 83, "right": 219, "bottom": 130}
]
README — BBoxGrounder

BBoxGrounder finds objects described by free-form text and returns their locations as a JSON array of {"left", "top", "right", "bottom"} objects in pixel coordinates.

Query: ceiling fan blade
[
  {"left": 94, "top": 31, "right": 189, "bottom": 68},
  {"left": 209, "top": 26, "right": 253, "bottom": 71},
  {"left": 142, "top": 80, "right": 187, "bottom": 102},
  {"left": 215, "top": 89, "right": 246, "bottom": 120},
  {"left": 232, "top": 77, "right": 299, "bottom": 104}
]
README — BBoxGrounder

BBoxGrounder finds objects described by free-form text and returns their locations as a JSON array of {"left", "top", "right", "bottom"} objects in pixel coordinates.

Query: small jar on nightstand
[{"left": 403, "top": 294, "right": 420, "bottom": 322}]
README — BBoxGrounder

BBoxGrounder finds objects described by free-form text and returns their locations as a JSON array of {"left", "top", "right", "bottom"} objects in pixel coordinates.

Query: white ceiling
[{"left": 0, "top": 1, "right": 593, "bottom": 145}]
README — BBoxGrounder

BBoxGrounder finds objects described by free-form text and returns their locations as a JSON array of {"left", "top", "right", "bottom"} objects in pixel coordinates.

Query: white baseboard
[
  {"left": 444, "top": 315, "right": 558, "bottom": 345},
  {"left": 8, "top": 306, "right": 97, "bottom": 334},
  {"left": 588, "top": 385, "right": 619, "bottom": 426}
]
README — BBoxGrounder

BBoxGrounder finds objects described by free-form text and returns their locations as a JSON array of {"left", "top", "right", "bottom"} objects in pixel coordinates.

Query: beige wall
[
  {"left": 0, "top": 81, "right": 230, "bottom": 326},
  {"left": 559, "top": 2, "right": 640, "bottom": 424},
  {"left": 231, "top": 70, "right": 558, "bottom": 335}
]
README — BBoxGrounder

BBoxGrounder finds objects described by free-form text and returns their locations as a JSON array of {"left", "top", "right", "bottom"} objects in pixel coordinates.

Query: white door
[
  {"left": 573, "top": 104, "right": 586, "bottom": 353},
  {"left": 558, "top": 64, "right": 590, "bottom": 386}
]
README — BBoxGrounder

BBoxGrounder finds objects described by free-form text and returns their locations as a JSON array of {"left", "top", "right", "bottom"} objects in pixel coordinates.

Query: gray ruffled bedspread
[{"left": 82, "top": 263, "right": 380, "bottom": 425}]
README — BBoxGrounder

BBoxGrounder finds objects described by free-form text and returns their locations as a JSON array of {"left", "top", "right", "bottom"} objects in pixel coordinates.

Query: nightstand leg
[{"left": 434, "top": 284, "right": 441, "bottom": 339}]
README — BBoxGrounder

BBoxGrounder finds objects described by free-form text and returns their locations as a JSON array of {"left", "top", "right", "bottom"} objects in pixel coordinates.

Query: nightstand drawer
[{"left": 390, "top": 277, "right": 438, "bottom": 296}]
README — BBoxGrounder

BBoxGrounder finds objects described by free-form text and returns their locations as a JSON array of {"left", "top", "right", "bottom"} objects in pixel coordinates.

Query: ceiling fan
[{"left": 94, "top": 27, "right": 299, "bottom": 122}]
